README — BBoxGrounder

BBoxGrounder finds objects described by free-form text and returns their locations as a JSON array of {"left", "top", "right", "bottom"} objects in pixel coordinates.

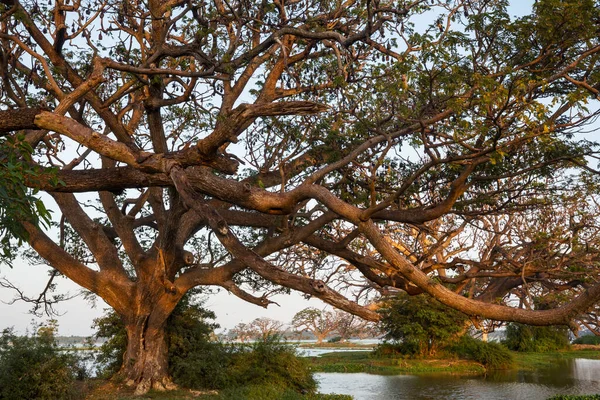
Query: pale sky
[
  {"left": 0, "top": 1, "right": 535, "bottom": 337},
  {"left": 0, "top": 259, "right": 326, "bottom": 336}
]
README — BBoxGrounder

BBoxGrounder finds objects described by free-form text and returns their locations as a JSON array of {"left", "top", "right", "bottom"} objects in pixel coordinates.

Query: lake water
[{"left": 316, "top": 358, "right": 600, "bottom": 400}]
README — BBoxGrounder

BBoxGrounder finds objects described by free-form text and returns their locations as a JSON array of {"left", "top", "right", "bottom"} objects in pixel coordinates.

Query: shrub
[
  {"left": 169, "top": 340, "right": 231, "bottom": 390},
  {"left": 572, "top": 335, "right": 600, "bottom": 345},
  {"left": 374, "top": 341, "right": 421, "bottom": 357},
  {"left": 373, "top": 342, "right": 404, "bottom": 357},
  {"left": 449, "top": 336, "right": 513, "bottom": 370},
  {"left": 0, "top": 326, "right": 85, "bottom": 400},
  {"left": 504, "top": 323, "right": 570, "bottom": 352},
  {"left": 227, "top": 336, "right": 316, "bottom": 393}
]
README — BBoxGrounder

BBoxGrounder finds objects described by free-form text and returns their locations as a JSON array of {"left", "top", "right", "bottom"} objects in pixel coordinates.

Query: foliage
[
  {"left": 226, "top": 336, "right": 316, "bottom": 393},
  {"left": 547, "top": 396, "right": 600, "bottom": 400},
  {"left": 572, "top": 335, "right": 600, "bottom": 345},
  {"left": 0, "top": 324, "right": 85, "bottom": 400},
  {"left": 0, "top": 135, "right": 53, "bottom": 262},
  {"left": 378, "top": 294, "right": 469, "bottom": 356},
  {"left": 448, "top": 336, "right": 513, "bottom": 370},
  {"left": 165, "top": 336, "right": 317, "bottom": 393},
  {"left": 93, "top": 311, "right": 127, "bottom": 377},
  {"left": 504, "top": 323, "right": 570, "bottom": 352}
]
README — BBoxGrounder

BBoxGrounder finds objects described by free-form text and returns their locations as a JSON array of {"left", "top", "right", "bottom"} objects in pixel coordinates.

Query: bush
[
  {"left": 572, "top": 335, "right": 600, "bottom": 345},
  {"left": 227, "top": 336, "right": 316, "bottom": 393},
  {"left": 174, "top": 336, "right": 316, "bottom": 393},
  {"left": 449, "top": 336, "right": 513, "bottom": 370},
  {"left": 374, "top": 341, "right": 421, "bottom": 357},
  {"left": 170, "top": 340, "right": 231, "bottom": 390},
  {"left": 0, "top": 326, "right": 85, "bottom": 400},
  {"left": 504, "top": 323, "right": 570, "bottom": 352}
]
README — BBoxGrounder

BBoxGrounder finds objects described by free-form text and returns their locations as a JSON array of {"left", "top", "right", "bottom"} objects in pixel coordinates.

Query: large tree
[
  {"left": 292, "top": 307, "right": 338, "bottom": 344},
  {"left": 2, "top": 0, "right": 600, "bottom": 393}
]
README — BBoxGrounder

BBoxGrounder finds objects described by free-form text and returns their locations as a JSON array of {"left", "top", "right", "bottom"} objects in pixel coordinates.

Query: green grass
[
  {"left": 307, "top": 351, "right": 485, "bottom": 375},
  {"left": 84, "top": 381, "right": 352, "bottom": 400},
  {"left": 307, "top": 348, "right": 600, "bottom": 376},
  {"left": 514, "top": 349, "right": 600, "bottom": 370}
]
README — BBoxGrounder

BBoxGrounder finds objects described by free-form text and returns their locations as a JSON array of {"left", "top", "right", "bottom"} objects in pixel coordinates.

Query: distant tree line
[{"left": 224, "top": 308, "right": 379, "bottom": 343}]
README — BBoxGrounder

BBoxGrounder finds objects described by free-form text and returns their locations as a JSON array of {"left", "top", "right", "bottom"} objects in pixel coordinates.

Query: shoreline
[{"left": 307, "top": 348, "right": 600, "bottom": 376}]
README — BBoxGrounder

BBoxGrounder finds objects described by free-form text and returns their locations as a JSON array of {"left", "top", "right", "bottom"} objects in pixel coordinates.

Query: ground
[{"left": 82, "top": 381, "right": 351, "bottom": 400}]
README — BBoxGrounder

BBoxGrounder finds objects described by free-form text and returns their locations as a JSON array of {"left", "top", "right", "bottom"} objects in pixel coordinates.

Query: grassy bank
[
  {"left": 307, "top": 347, "right": 600, "bottom": 376},
  {"left": 307, "top": 351, "right": 485, "bottom": 375},
  {"left": 515, "top": 349, "right": 600, "bottom": 370}
]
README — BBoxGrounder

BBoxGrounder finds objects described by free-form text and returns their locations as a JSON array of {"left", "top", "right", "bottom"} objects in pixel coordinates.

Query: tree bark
[
  {"left": 119, "top": 314, "right": 176, "bottom": 395},
  {"left": 315, "top": 334, "right": 325, "bottom": 344}
]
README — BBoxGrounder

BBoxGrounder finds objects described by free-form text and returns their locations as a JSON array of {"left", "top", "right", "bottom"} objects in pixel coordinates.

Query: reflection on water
[
  {"left": 573, "top": 359, "right": 600, "bottom": 382},
  {"left": 316, "top": 358, "right": 600, "bottom": 400},
  {"left": 298, "top": 348, "right": 371, "bottom": 357}
]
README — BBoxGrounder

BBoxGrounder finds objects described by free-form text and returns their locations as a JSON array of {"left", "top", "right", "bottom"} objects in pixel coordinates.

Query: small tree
[
  {"left": 292, "top": 308, "right": 338, "bottom": 344},
  {"left": 333, "top": 310, "right": 370, "bottom": 342},
  {"left": 230, "top": 323, "right": 257, "bottom": 343},
  {"left": 379, "top": 294, "right": 469, "bottom": 356},
  {"left": 249, "top": 318, "right": 284, "bottom": 342}
]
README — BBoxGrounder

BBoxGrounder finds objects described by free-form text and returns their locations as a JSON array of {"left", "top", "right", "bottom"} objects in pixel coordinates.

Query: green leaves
[
  {"left": 379, "top": 294, "right": 469, "bottom": 356},
  {"left": 0, "top": 135, "right": 55, "bottom": 262}
]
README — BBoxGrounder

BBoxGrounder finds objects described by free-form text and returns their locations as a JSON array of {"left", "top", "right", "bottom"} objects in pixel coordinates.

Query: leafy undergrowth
[
  {"left": 84, "top": 381, "right": 352, "bottom": 400},
  {"left": 307, "top": 351, "right": 485, "bottom": 375}
]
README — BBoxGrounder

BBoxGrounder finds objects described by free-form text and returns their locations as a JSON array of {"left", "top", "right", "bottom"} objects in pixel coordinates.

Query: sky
[
  {"left": 0, "top": 0, "right": 536, "bottom": 337},
  {"left": 0, "top": 260, "right": 326, "bottom": 335}
]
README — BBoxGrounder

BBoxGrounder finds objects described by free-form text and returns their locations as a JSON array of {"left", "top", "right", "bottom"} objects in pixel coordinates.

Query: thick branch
[{"left": 0, "top": 107, "right": 43, "bottom": 134}]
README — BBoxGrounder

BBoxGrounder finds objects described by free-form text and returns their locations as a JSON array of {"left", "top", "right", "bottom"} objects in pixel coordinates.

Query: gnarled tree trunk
[
  {"left": 120, "top": 316, "right": 175, "bottom": 395},
  {"left": 112, "top": 274, "right": 182, "bottom": 395}
]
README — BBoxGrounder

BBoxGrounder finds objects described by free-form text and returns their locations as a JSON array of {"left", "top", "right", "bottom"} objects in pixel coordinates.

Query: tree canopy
[{"left": 1, "top": 0, "right": 600, "bottom": 393}]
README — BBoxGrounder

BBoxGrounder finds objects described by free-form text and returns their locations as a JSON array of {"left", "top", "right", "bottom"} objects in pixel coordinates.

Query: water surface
[{"left": 316, "top": 358, "right": 600, "bottom": 400}]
